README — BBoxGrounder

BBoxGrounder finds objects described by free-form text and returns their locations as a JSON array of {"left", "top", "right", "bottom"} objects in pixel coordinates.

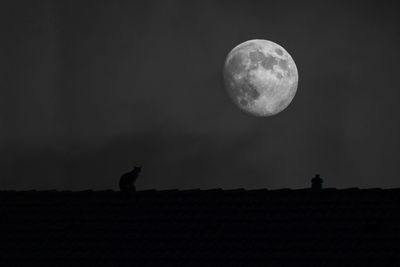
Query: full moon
[{"left": 223, "top": 39, "right": 298, "bottom": 117}]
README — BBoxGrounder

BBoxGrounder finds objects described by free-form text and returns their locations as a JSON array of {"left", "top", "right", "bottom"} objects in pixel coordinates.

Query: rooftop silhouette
[
  {"left": 1, "top": 176, "right": 399, "bottom": 265},
  {"left": 311, "top": 174, "right": 323, "bottom": 190}
]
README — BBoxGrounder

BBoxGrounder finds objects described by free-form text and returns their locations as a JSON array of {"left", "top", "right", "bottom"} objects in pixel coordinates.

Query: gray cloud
[{"left": 1, "top": 0, "right": 400, "bottom": 190}]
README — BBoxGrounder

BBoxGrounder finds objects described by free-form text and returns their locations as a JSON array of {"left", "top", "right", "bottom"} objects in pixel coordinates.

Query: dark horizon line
[{"left": 1, "top": 187, "right": 399, "bottom": 193}]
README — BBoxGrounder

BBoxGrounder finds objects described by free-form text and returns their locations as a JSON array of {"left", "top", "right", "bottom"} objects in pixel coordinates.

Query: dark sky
[{"left": 1, "top": 0, "right": 400, "bottom": 190}]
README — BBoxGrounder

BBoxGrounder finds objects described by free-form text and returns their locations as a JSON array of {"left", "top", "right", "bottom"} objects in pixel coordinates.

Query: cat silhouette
[{"left": 119, "top": 166, "right": 141, "bottom": 193}]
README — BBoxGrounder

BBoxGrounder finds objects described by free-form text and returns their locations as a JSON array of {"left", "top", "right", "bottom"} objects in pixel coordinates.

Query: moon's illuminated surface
[{"left": 223, "top": 39, "right": 298, "bottom": 116}]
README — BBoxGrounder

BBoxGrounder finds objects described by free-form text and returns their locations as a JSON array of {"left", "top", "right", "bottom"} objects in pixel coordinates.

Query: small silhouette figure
[
  {"left": 311, "top": 174, "right": 323, "bottom": 191},
  {"left": 119, "top": 166, "right": 141, "bottom": 193}
]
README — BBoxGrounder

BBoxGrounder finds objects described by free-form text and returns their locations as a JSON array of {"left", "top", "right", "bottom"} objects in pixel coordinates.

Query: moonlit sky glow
[{"left": 1, "top": 1, "right": 400, "bottom": 190}]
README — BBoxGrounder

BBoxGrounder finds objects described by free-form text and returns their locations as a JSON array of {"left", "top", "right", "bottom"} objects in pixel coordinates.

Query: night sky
[{"left": 2, "top": 1, "right": 400, "bottom": 190}]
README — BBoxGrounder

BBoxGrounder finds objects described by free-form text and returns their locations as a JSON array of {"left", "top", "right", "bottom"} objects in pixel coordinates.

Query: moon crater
[{"left": 223, "top": 39, "right": 298, "bottom": 117}]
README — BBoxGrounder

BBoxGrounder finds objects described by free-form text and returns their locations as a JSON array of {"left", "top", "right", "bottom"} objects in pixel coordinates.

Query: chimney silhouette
[{"left": 311, "top": 174, "right": 323, "bottom": 190}]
